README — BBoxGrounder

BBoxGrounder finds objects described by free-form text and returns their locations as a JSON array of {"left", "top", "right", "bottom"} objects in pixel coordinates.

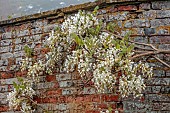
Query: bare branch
[{"left": 152, "top": 56, "right": 170, "bottom": 69}]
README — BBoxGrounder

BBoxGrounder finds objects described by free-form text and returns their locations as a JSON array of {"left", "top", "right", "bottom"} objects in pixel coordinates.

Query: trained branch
[{"left": 152, "top": 55, "right": 170, "bottom": 69}]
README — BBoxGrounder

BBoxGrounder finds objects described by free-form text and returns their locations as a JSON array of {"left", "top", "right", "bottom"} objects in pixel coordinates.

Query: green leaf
[
  {"left": 88, "top": 28, "right": 96, "bottom": 35},
  {"left": 127, "top": 44, "right": 134, "bottom": 52},
  {"left": 13, "top": 82, "right": 19, "bottom": 91},
  {"left": 93, "top": 6, "right": 99, "bottom": 15},
  {"left": 94, "top": 6, "right": 99, "bottom": 11},
  {"left": 71, "top": 33, "right": 84, "bottom": 46},
  {"left": 24, "top": 45, "right": 33, "bottom": 57}
]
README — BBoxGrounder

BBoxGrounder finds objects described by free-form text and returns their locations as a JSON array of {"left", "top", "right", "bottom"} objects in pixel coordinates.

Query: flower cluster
[
  {"left": 7, "top": 7, "right": 154, "bottom": 113},
  {"left": 62, "top": 10, "right": 99, "bottom": 36},
  {"left": 7, "top": 79, "right": 35, "bottom": 113}
]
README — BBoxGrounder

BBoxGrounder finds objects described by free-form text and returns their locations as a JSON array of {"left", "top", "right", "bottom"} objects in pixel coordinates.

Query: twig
[
  {"left": 130, "top": 50, "right": 170, "bottom": 60},
  {"left": 152, "top": 56, "right": 170, "bottom": 69}
]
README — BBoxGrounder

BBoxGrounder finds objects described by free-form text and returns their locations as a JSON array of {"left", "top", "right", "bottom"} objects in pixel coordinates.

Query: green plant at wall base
[{"left": 7, "top": 6, "right": 170, "bottom": 113}]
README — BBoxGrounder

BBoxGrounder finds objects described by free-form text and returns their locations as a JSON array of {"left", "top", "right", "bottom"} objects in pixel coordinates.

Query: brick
[
  {"left": 59, "top": 81, "right": 73, "bottom": 88},
  {"left": 58, "top": 96, "right": 66, "bottom": 103},
  {"left": 85, "top": 110, "right": 100, "bottom": 113},
  {"left": 42, "top": 97, "right": 57, "bottom": 103},
  {"left": 58, "top": 103, "right": 67, "bottom": 110},
  {"left": 62, "top": 88, "right": 75, "bottom": 95},
  {"left": 151, "top": 19, "right": 170, "bottom": 27},
  {"left": 139, "top": 3, "right": 151, "bottom": 10},
  {"left": 150, "top": 36, "right": 170, "bottom": 44},
  {"left": 1, "top": 32, "right": 12, "bottom": 39},
  {"left": 143, "top": 10, "right": 157, "bottom": 19},
  {"left": 0, "top": 46, "right": 13, "bottom": 53},
  {"left": 157, "top": 10, "right": 170, "bottom": 18},
  {"left": 152, "top": 1, "right": 170, "bottom": 10},
  {"left": 133, "top": 19, "right": 150, "bottom": 28},
  {"left": 152, "top": 103, "right": 170, "bottom": 111},
  {"left": 146, "top": 78, "right": 170, "bottom": 86},
  {"left": 157, "top": 27, "right": 169, "bottom": 35},
  {"left": 98, "top": 104, "right": 108, "bottom": 109},
  {"left": 17, "top": 30, "right": 29, "bottom": 37},
  {"left": 91, "top": 95, "right": 100, "bottom": 102},
  {"left": 57, "top": 74, "right": 72, "bottom": 81},
  {"left": 0, "top": 66, "right": 7, "bottom": 71},
  {"left": 102, "top": 95, "right": 119, "bottom": 102},
  {"left": 44, "top": 24, "right": 58, "bottom": 33},
  {"left": 0, "top": 85, "right": 8, "bottom": 92},
  {"left": 144, "top": 28, "right": 156, "bottom": 35},
  {"left": 0, "top": 27, "right": 5, "bottom": 33},
  {"left": 0, "top": 39, "right": 12, "bottom": 46},
  {"left": 0, "top": 78, "right": 18, "bottom": 85},
  {"left": 1, "top": 53, "right": 13, "bottom": 59},
  {"left": 37, "top": 82, "right": 55, "bottom": 89},
  {"left": 134, "top": 36, "right": 148, "bottom": 43},
  {"left": 46, "top": 89, "right": 62, "bottom": 96},
  {"left": 83, "top": 87, "right": 96, "bottom": 94},
  {"left": 46, "top": 75, "right": 56, "bottom": 82},
  {"left": 124, "top": 20, "right": 132, "bottom": 28},
  {"left": 31, "top": 34, "right": 41, "bottom": 42},
  {"left": 145, "top": 86, "right": 170, "bottom": 94},
  {"left": 117, "top": 5, "right": 137, "bottom": 11},
  {"left": 0, "top": 106, "right": 8, "bottom": 112},
  {"left": 13, "top": 51, "right": 25, "bottom": 57},
  {"left": 0, "top": 72, "right": 14, "bottom": 79},
  {"left": 145, "top": 94, "right": 170, "bottom": 102},
  {"left": 31, "top": 27, "right": 43, "bottom": 35}
]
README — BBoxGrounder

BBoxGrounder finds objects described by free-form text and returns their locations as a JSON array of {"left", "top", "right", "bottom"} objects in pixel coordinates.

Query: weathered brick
[
  {"left": 143, "top": 10, "right": 157, "bottom": 19},
  {"left": 0, "top": 46, "right": 13, "bottom": 53},
  {"left": 0, "top": 78, "right": 17, "bottom": 85},
  {"left": 145, "top": 94, "right": 170, "bottom": 102},
  {"left": 144, "top": 28, "right": 156, "bottom": 35},
  {"left": 134, "top": 36, "right": 148, "bottom": 43},
  {"left": 13, "top": 51, "right": 25, "bottom": 57},
  {"left": 146, "top": 78, "right": 169, "bottom": 86},
  {"left": 62, "top": 88, "right": 76, "bottom": 95},
  {"left": 0, "top": 85, "right": 8, "bottom": 92},
  {"left": 139, "top": 3, "right": 151, "bottom": 10},
  {"left": 31, "top": 27, "right": 43, "bottom": 34},
  {"left": 0, "top": 39, "right": 12, "bottom": 46},
  {"left": 46, "top": 75, "right": 56, "bottom": 82},
  {"left": 59, "top": 81, "right": 73, "bottom": 88},
  {"left": 83, "top": 87, "right": 96, "bottom": 94},
  {"left": 151, "top": 19, "right": 170, "bottom": 27},
  {"left": 44, "top": 24, "right": 58, "bottom": 33},
  {"left": 58, "top": 103, "right": 68, "bottom": 110},
  {"left": 1, "top": 32, "right": 12, "bottom": 39},
  {"left": 157, "top": 10, "right": 170, "bottom": 18},
  {"left": 150, "top": 36, "right": 170, "bottom": 44},
  {"left": 17, "top": 30, "right": 29, "bottom": 37},
  {"left": 57, "top": 74, "right": 72, "bottom": 81},
  {"left": 133, "top": 19, "right": 150, "bottom": 28},
  {"left": 159, "top": 44, "right": 170, "bottom": 50},
  {"left": 117, "top": 5, "right": 137, "bottom": 11},
  {"left": 1, "top": 53, "right": 13, "bottom": 59},
  {"left": 152, "top": 1, "right": 170, "bottom": 10}
]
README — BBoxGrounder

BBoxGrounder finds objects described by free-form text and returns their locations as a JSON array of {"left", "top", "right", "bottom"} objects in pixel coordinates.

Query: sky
[{"left": 0, "top": 0, "right": 95, "bottom": 21}]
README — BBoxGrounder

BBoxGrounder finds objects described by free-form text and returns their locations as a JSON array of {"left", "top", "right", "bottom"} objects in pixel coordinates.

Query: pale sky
[{"left": 0, "top": 0, "right": 95, "bottom": 21}]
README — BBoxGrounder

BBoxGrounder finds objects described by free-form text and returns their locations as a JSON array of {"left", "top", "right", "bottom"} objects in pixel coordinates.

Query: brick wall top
[{"left": 0, "top": 0, "right": 163, "bottom": 27}]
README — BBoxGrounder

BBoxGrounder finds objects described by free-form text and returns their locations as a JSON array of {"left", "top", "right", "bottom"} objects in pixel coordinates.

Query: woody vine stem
[{"left": 7, "top": 7, "right": 170, "bottom": 113}]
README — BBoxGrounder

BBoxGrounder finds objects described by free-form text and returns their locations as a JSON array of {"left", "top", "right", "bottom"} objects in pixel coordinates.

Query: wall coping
[{"left": 0, "top": 0, "right": 161, "bottom": 27}]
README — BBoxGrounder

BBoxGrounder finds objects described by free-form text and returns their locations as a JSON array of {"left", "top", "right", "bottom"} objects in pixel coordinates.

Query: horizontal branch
[{"left": 130, "top": 50, "right": 170, "bottom": 60}]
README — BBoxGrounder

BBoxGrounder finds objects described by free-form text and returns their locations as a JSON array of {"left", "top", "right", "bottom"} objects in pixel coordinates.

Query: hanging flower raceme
[{"left": 7, "top": 7, "right": 155, "bottom": 113}]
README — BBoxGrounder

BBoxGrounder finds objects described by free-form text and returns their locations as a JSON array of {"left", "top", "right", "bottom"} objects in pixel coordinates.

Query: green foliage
[
  {"left": 24, "top": 45, "right": 33, "bottom": 57},
  {"left": 13, "top": 77, "right": 25, "bottom": 91}
]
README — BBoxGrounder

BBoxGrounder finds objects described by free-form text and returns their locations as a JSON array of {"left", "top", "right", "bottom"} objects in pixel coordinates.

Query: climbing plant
[{"left": 7, "top": 7, "right": 170, "bottom": 113}]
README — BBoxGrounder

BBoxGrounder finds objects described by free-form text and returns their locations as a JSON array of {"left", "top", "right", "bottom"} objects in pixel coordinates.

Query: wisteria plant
[{"left": 7, "top": 7, "right": 170, "bottom": 113}]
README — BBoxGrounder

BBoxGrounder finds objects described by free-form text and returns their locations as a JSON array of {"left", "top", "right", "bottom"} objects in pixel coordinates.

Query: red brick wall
[{"left": 0, "top": 0, "right": 170, "bottom": 113}]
